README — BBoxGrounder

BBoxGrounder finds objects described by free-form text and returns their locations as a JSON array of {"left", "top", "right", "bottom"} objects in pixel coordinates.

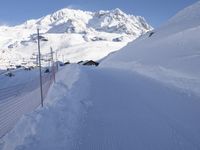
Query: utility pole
[
  {"left": 37, "top": 28, "right": 44, "bottom": 107},
  {"left": 50, "top": 47, "right": 56, "bottom": 82}
]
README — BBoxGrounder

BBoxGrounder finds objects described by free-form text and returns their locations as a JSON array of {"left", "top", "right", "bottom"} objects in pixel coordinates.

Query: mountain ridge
[{"left": 0, "top": 8, "right": 152, "bottom": 69}]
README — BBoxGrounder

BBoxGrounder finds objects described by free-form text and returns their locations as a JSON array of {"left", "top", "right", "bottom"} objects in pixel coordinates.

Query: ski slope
[
  {"left": 1, "top": 1, "right": 200, "bottom": 150},
  {"left": 70, "top": 67, "right": 200, "bottom": 150},
  {"left": 101, "top": 1, "right": 200, "bottom": 96},
  {"left": 1, "top": 65, "right": 200, "bottom": 150}
]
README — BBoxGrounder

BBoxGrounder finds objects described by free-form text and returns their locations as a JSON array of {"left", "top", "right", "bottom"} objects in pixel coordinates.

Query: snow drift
[{"left": 101, "top": 1, "right": 200, "bottom": 96}]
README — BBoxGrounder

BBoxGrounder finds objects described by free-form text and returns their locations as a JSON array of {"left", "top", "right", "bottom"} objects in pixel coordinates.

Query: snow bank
[
  {"left": 1, "top": 65, "right": 90, "bottom": 150},
  {"left": 101, "top": 1, "right": 200, "bottom": 96}
]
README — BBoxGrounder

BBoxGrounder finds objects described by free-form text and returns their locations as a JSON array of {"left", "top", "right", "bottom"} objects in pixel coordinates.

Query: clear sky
[{"left": 0, "top": 0, "right": 198, "bottom": 27}]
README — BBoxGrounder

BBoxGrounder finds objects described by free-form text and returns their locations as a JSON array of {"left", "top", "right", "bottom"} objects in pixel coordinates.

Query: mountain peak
[
  {"left": 34, "top": 8, "right": 152, "bottom": 35},
  {"left": 111, "top": 8, "right": 126, "bottom": 15},
  {"left": 50, "top": 7, "right": 92, "bottom": 20},
  {"left": 0, "top": 7, "right": 152, "bottom": 69},
  {"left": 88, "top": 8, "right": 152, "bottom": 35}
]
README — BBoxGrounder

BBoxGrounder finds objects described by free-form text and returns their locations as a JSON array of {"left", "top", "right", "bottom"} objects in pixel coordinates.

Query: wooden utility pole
[{"left": 37, "top": 28, "right": 44, "bottom": 107}]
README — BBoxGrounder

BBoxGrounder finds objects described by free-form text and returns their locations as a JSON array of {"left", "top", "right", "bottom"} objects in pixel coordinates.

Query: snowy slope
[
  {"left": 2, "top": 65, "right": 200, "bottom": 150},
  {"left": 101, "top": 1, "right": 200, "bottom": 96},
  {"left": 0, "top": 8, "right": 152, "bottom": 69},
  {"left": 2, "top": 2, "right": 200, "bottom": 150}
]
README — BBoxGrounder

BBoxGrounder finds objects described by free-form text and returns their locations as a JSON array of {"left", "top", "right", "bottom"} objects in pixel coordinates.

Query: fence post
[{"left": 37, "top": 28, "right": 44, "bottom": 107}]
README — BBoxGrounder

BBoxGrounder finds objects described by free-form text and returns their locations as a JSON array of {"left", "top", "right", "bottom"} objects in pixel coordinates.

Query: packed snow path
[
  {"left": 2, "top": 66, "right": 200, "bottom": 150},
  {"left": 70, "top": 67, "right": 200, "bottom": 150}
]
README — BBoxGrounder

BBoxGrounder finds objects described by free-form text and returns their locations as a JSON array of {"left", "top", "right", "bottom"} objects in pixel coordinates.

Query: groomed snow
[
  {"left": 1, "top": 1, "right": 200, "bottom": 150},
  {"left": 1, "top": 65, "right": 200, "bottom": 150}
]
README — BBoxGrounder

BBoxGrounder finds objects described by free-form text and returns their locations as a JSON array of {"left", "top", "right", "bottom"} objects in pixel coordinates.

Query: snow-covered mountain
[{"left": 0, "top": 8, "right": 152, "bottom": 69}]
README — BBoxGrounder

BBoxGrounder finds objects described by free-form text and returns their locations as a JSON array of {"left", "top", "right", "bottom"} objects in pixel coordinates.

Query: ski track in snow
[
  {"left": 2, "top": 65, "right": 200, "bottom": 150},
  {"left": 1, "top": 2, "right": 200, "bottom": 149},
  {"left": 69, "top": 67, "right": 200, "bottom": 150}
]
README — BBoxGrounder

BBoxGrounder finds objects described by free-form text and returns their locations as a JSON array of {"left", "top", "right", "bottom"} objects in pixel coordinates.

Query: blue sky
[{"left": 0, "top": 0, "right": 198, "bottom": 27}]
